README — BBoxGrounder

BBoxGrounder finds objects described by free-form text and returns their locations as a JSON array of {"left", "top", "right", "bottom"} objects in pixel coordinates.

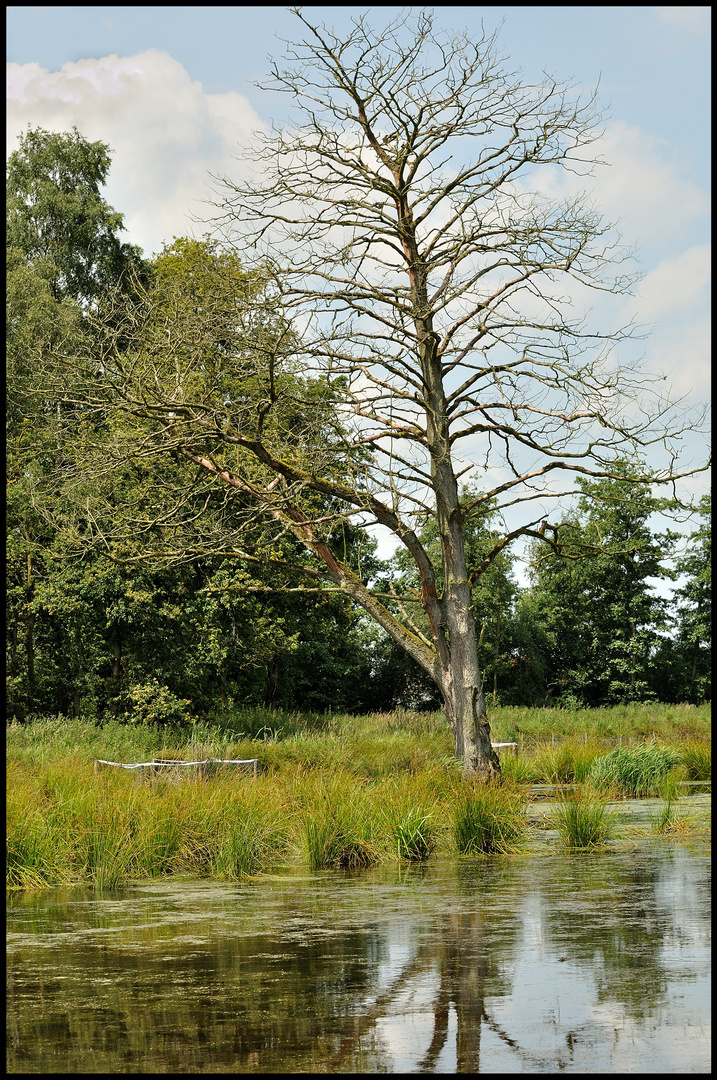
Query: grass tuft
[
  {"left": 679, "top": 741, "right": 711, "bottom": 782},
  {"left": 452, "top": 783, "right": 527, "bottom": 855},
  {"left": 552, "top": 789, "right": 618, "bottom": 848},
  {"left": 390, "top": 807, "right": 436, "bottom": 861},
  {"left": 588, "top": 740, "right": 682, "bottom": 797}
]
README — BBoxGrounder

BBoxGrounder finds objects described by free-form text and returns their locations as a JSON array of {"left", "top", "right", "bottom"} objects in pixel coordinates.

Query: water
[{"left": 7, "top": 840, "right": 710, "bottom": 1072}]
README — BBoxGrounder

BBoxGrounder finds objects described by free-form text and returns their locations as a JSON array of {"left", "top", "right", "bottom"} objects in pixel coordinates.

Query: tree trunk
[
  {"left": 420, "top": 325, "right": 500, "bottom": 782},
  {"left": 493, "top": 603, "right": 501, "bottom": 706},
  {"left": 440, "top": 586, "right": 501, "bottom": 782}
]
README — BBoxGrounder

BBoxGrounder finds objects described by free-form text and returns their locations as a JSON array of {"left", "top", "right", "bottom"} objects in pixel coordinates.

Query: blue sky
[{"left": 6, "top": 6, "right": 711, "bottom": 564}]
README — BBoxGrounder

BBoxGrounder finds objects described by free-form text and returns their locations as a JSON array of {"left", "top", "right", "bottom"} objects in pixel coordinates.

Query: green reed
[
  {"left": 588, "top": 740, "right": 682, "bottom": 797},
  {"left": 679, "top": 740, "right": 711, "bottom": 782},
  {"left": 551, "top": 789, "right": 618, "bottom": 848},
  {"left": 452, "top": 783, "right": 528, "bottom": 855}
]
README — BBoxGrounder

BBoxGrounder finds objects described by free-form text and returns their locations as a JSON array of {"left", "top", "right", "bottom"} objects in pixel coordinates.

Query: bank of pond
[{"left": 7, "top": 709, "right": 710, "bottom": 891}]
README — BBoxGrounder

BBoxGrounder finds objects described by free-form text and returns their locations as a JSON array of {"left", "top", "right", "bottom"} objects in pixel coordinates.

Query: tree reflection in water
[{"left": 6, "top": 845, "right": 711, "bottom": 1073}]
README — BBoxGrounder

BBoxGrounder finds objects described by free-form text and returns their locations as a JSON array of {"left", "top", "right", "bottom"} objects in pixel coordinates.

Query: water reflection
[{"left": 7, "top": 842, "right": 710, "bottom": 1073}]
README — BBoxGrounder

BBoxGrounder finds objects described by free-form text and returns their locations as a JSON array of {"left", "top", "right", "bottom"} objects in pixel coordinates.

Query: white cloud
[
  {"left": 591, "top": 122, "right": 708, "bottom": 251},
  {"left": 6, "top": 46, "right": 709, "bottom": 493},
  {"left": 625, "top": 245, "right": 710, "bottom": 397},
  {"left": 654, "top": 6, "right": 711, "bottom": 34},
  {"left": 6, "top": 51, "right": 266, "bottom": 257},
  {"left": 633, "top": 244, "right": 710, "bottom": 325},
  {"left": 530, "top": 120, "right": 709, "bottom": 259}
]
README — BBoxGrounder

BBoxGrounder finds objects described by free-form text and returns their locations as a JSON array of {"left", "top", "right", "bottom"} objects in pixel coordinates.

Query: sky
[{"left": 6, "top": 5, "right": 711, "bottom": 573}]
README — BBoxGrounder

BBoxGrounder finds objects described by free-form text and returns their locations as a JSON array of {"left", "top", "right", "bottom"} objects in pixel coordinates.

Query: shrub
[{"left": 126, "top": 679, "right": 196, "bottom": 726}]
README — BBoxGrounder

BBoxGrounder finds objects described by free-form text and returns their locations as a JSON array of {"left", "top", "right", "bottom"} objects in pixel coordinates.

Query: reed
[
  {"left": 551, "top": 789, "right": 618, "bottom": 848},
  {"left": 393, "top": 808, "right": 435, "bottom": 861},
  {"left": 588, "top": 740, "right": 682, "bottom": 796},
  {"left": 298, "top": 771, "right": 381, "bottom": 870},
  {"left": 452, "top": 783, "right": 528, "bottom": 855},
  {"left": 679, "top": 741, "right": 711, "bottom": 782}
]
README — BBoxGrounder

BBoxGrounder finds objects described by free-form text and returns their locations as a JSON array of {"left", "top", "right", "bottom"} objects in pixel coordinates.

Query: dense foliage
[{"left": 6, "top": 128, "right": 711, "bottom": 723}]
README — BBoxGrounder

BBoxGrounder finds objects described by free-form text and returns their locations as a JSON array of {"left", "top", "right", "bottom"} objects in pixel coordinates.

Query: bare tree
[{"left": 41, "top": 10, "right": 706, "bottom": 778}]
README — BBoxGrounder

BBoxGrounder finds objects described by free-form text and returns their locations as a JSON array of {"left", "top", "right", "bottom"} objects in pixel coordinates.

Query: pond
[{"left": 7, "top": 829, "right": 710, "bottom": 1072}]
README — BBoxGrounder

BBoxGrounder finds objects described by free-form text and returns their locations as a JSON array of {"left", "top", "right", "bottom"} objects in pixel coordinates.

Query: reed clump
[
  {"left": 452, "top": 783, "right": 528, "bottom": 855},
  {"left": 679, "top": 740, "right": 711, "bottom": 782},
  {"left": 552, "top": 789, "right": 618, "bottom": 848},
  {"left": 297, "top": 771, "right": 382, "bottom": 870},
  {"left": 649, "top": 798, "right": 696, "bottom": 836},
  {"left": 587, "top": 740, "right": 682, "bottom": 796}
]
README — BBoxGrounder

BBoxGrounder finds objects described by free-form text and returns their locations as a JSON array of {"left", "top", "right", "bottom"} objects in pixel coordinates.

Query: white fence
[{"left": 94, "top": 757, "right": 258, "bottom": 779}]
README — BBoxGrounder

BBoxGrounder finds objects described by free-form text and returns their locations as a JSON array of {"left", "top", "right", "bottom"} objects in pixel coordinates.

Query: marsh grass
[
  {"left": 387, "top": 806, "right": 437, "bottom": 861},
  {"left": 552, "top": 789, "right": 618, "bottom": 848},
  {"left": 452, "top": 783, "right": 528, "bottom": 855},
  {"left": 679, "top": 741, "right": 711, "bottom": 782},
  {"left": 648, "top": 790, "right": 699, "bottom": 836},
  {"left": 6, "top": 706, "right": 710, "bottom": 889},
  {"left": 650, "top": 798, "right": 678, "bottom": 834},
  {"left": 588, "top": 740, "right": 682, "bottom": 797},
  {"left": 495, "top": 702, "right": 710, "bottom": 742},
  {"left": 297, "top": 771, "right": 382, "bottom": 870}
]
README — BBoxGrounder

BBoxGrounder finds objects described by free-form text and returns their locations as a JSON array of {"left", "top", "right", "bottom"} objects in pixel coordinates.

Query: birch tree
[{"left": 37, "top": 10, "right": 706, "bottom": 778}]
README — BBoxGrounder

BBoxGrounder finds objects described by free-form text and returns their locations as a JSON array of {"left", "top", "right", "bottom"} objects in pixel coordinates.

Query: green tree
[
  {"left": 33, "top": 13, "right": 707, "bottom": 775},
  {"left": 524, "top": 473, "right": 676, "bottom": 706},
  {"left": 382, "top": 490, "right": 519, "bottom": 709},
  {"left": 650, "top": 495, "right": 710, "bottom": 703},
  {"left": 7, "top": 125, "right": 146, "bottom": 305},
  {"left": 10, "top": 228, "right": 382, "bottom": 721},
  {"left": 7, "top": 125, "right": 147, "bottom": 718}
]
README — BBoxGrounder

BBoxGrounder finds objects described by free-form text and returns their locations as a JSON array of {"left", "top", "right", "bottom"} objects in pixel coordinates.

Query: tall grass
[
  {"left": 679, "top": 741, "right": 711, "bottom": 782},
  {"left": 588, "top": 740, "right": 682, "bottom": 796},
  {"left": 552, "top": 789, "right": 618, "bottom": 848},
  {"left": 6, "top": 706, "right": 710, "bottom": 889},
  {"left": 452, "top": 783, "right": 527, "bottom": 855},
  {"left": 298, "top": 771, "right": 381, "bottom": 869},
  {"left": 390, "top": 807, "right": 436, "bottom": 861}
]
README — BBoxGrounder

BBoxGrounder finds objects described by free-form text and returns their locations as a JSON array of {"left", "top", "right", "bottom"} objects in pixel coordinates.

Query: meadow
[{"left": 6, "top": 702, "right": 710, "bottom": 890}]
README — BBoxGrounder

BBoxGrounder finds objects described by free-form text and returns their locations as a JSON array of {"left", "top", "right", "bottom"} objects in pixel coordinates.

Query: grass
[
  {"left": 587, "top": 740, "right": 682, "bottom": 797},
  {"left": 552, "top": 789, "right": 618, "bottom": 848},
  {"left": 453, "top": 782, "right": 528, "bottom": 854},
  {"left": 6, "top": 704, "right": 710, "bottom": 889},
  {"left": 649, "top": 798, "right": 696, "bottom": 836},
  {"left": 679, "top": 740, "right": 711, "bottom": 781}
]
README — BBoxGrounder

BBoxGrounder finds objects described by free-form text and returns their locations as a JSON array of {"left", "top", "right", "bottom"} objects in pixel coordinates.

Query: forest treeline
[{"left": 7, "top": 128, "right": 711, "bottom": 724}]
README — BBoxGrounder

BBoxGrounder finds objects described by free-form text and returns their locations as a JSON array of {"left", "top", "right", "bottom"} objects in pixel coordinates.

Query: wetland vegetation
[{"left": 7, "top": 702, "right": 710, "bottom": 890}]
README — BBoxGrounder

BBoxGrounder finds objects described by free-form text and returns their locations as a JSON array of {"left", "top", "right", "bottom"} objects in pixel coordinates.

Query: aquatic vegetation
[
  {"left": 299, "top": 772, "right": 381, "bottom": 870},
  {"left": 5, "top": 708, "right": 710, "bottom": 889},
  {"left": 389, "top": 807, "right": 436, "bottom": 861},
  {"left": 679, "top": 740, "right": 711, "bottom": 782},
  {"left": 552, "top": 789, "right": 618, "bottom": 848},
  {"left": 452, "top": 783, "right": 527, "bottom": 855},
  {"left": 588, "top": 740, "right": 682, "bottom": 796}
]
